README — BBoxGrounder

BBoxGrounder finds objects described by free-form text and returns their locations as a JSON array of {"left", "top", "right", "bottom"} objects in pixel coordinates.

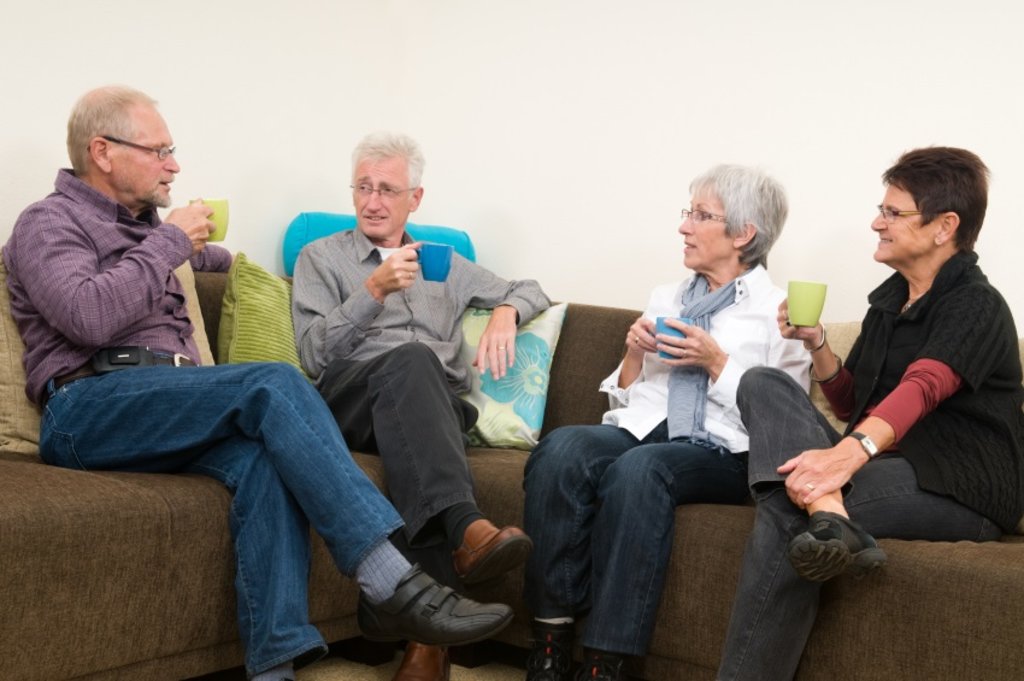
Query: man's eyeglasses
[
  {"left": 351, "top": 183, "right": 416, "bottom": 201},
  {"left": 681, "top": 208, "right": 727, "bottom": 224},
  {"left": 877, "top": 205, "right": 922, "bottom": 222},
  {"left": 102, "top": 135, "right": 176, "bottom": 161}
]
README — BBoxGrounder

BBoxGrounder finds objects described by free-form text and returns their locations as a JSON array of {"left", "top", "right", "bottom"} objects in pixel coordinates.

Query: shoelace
[
  {"left": 577, "top": 655, "right": 622, "bottom": 680},
  {"left": 527, "top": 632, "right": 572, "bottom": 676}
]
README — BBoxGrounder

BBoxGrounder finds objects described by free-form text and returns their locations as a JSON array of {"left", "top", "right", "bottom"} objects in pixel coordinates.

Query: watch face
[{"left": 853, "top": 432, "right": 878, "bottom": 456}]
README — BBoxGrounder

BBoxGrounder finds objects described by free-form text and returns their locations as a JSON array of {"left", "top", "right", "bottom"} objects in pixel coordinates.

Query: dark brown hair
[{"left": 882, "top": 146, "right": 990, "bottom": 252}]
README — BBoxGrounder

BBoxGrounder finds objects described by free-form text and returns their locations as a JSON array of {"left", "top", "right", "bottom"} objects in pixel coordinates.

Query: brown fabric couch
[{"left": 2, "top": 270, "right": 1022, "bottom": 681}]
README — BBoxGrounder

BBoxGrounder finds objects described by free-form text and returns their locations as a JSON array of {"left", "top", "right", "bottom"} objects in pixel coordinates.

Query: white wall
[{"left": 3, "top": 1, "right": 1023, "bottom": 328}]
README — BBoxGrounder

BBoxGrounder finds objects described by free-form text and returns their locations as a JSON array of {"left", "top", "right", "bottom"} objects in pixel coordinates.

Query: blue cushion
[{"left": 282, "top": 211, "right": 476, "bottom": 275}]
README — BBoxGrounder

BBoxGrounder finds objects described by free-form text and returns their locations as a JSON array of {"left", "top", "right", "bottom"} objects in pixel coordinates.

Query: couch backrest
[
  {"left": 541, "top": 302, "right": 639, "bottom": 436},
  {"left": 192, "top": 274, "right": 1024, "bottom": 437}
]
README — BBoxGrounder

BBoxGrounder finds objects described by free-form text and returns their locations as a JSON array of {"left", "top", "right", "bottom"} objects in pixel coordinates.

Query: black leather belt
[{"left": 52, "top": 347, "right": 197, "bottom": 390}]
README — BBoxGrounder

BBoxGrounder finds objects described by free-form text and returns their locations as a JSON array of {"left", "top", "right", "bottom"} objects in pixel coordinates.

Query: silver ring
[
  {"left": 498, "top": 346, "right": 506, "bottom": 350},
  {"left": 805, "top": 482, "right": 816, "bottom": 491}
]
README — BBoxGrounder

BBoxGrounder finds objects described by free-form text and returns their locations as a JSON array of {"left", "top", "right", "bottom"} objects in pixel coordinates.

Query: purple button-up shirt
[{"left": 3, "top": 169, "right": 232, "bottom": 405}]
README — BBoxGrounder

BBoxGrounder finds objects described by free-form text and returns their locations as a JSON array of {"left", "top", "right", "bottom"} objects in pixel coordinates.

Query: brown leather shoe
[
  {"left": 392, "top": 642, "right": 450, "bottom": 681},
  {"left": 452, "top": 519, "right": 533, "bottom": 584}
]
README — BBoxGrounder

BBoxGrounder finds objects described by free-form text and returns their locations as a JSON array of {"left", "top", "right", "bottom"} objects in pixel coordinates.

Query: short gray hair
[
  {"left": 351, "top": 131, "right": 426, "bottom": 188},
  {"left": 67, "top": 86, "right": 157, "bottom": 175},
  {"left": 689, "top": 164, "right": 788, "bottom": 268}
]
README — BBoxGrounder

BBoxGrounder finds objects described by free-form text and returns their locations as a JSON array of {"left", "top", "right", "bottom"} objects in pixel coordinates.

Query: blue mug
[
  {"left": 655, "top": 316, "right": 693, "bottom": 359},
  {"left": 419, "top": 242, "right": 454, "bottom": 282}
]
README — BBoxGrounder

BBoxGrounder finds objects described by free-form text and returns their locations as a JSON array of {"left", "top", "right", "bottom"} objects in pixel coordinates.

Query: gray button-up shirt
[{"left": 292, "top": 228, "right": 550, "bottom": 393}]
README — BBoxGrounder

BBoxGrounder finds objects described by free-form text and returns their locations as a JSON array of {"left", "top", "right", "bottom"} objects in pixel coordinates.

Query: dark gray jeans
[
  {"left": 718, "top": 367, "right": 1001, "bottom": 681},
  {"left": 318, "top": 342, "right": 478, "bottom": 546}
]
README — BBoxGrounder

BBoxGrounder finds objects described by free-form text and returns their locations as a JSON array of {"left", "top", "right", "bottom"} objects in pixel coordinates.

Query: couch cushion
[
  {"left": 0, "top": 261, "right": 39, "bottom": 457},
  {"left": 0, "top": 262, "right": 212, "bottom": 458},
  {"left": 540, "top": 303, "right": 640, "bottom": 438},
  {"left": 808, "top": 321, "right": 861, "bottom": 431},
  {"left": 218, "top": 253, "right": 305, "bottom": 373},
  {"left": 459, "top": 303, "right": 568, "bottom": 450},
  {"left": 178, "top": 262, "right": 215, "bottom": 367}
]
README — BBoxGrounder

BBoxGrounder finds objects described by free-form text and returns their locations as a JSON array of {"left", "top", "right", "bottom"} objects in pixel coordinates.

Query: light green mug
[
  {"left": 787, "top": 280, "right": 827, "bottom": 327},
  {"left": 201, "top": 198, "right": 229, "bottom": 242}
]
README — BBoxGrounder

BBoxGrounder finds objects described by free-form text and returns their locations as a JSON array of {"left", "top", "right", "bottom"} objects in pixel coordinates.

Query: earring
[{"left": 935, "top": 237, "right": 943, "bottom": 245}]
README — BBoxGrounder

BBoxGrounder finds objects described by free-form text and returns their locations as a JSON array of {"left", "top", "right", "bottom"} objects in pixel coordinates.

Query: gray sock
[
  {"left": 251, "top": 661, "right": 294, "bottom": 681},
  {"left": 356, "top": 540, "right": 413, "bottom": 604}
]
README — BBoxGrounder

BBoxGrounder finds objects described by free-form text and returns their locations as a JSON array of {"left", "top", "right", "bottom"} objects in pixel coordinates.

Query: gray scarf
[{"left": 666, "top": 273, "right": 741, "bottom": 443}]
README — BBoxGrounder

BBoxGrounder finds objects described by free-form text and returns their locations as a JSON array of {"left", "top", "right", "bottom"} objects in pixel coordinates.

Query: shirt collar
[
  {"left": 868, "top": 251, "right": 979, "bottom": 314},
  {"left": 352, "top": 226, "right": 412, "bottom": 263},
  {"left": 732, "top": 264, "right": 766, "bottom": 302},
  {"left": 55, "top": 168, "right": 161, "bottom": 227}
]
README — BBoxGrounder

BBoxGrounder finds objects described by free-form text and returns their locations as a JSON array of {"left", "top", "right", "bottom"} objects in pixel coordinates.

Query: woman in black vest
[{"left": 717, "top": 147, "right": 1024, "bottom": 681}]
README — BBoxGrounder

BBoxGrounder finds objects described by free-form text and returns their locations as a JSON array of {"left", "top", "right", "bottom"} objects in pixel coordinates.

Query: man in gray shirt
[{"left": 292, "top": 132, "right": 550, "bottom": 679}]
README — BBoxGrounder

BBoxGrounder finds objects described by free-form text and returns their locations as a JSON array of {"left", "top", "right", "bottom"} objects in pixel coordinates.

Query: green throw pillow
[
  {"left": 459, "top": 303, "right": 567, "bottom": 450},
  {"left": 219, "top": 253, "right": 305, "bottom": 373}
]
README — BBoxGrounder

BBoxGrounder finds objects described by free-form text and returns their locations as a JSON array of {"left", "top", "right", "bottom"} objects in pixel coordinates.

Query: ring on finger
[{"left": 805, "top": 482, "right": 816, "bottom": 491}]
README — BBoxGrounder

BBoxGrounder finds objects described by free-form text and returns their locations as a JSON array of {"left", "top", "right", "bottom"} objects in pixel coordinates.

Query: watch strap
[{"left": 850, "top": 431, "right": 879, "bottom": 458}]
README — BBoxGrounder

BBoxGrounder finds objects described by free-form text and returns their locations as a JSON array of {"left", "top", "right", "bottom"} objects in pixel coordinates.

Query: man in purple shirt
[{"left": 2, "top": 86, "right": 512, "bottom": 681}]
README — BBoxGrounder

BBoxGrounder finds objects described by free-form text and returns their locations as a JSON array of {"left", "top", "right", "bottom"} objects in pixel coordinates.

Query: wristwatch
[{"left": 850, "top": 431, "right": 879, "bottom": 459}]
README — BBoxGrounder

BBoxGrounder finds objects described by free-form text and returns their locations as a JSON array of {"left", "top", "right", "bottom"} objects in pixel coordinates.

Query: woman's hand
[
  {"left": 618, "top": 317, "right": 656, "bottom": 388},
  {"left": 625, "top": 317, "right": 657, "bottom": 357},
  {"left": 658, "top": 321, "right": 728, "bottom": 381},
  {"left": 777, "top": 300, "right": 821, "bottom": 345},
  {"left": 777, "top": 438, "right": 866, "bottom": 507}
]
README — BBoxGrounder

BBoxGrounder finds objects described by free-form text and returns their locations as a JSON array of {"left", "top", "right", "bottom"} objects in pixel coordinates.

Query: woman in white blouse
[{"left": 520, "top": 164, "right": 810, "bottom": 681}]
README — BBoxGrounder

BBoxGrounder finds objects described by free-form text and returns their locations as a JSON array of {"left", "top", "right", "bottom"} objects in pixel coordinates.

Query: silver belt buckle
[{"left": 172, "top": 353, "right": 189, "bottom": 367}]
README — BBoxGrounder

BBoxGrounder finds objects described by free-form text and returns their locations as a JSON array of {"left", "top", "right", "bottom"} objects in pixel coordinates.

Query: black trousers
[{"left": 318, "top": 343, "right": 479, "bottom": 551}]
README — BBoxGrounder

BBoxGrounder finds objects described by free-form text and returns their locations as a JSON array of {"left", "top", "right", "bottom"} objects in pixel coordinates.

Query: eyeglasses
[
  {"left": 351, "top": 183, "right": 416, "bottom": 201},
  {"left": 101, "top": 135, "right": 176, "bottom": 161},
  {"left": 681, "top": 208, "right": 727, "bottom": 224},
  {"left": 877, "top": 205, "right": 922, "bottom": 222}
]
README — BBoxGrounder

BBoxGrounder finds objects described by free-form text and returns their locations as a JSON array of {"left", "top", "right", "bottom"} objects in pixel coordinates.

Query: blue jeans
[
  {"left": 718, "top": 368, "right": 1001, "bottom": 681},
  {"left": 40, "top": 362, "right": 403, "bottom": 677},
  {"left": 522, "top": 421, "right": 749, "bottom": 656}
]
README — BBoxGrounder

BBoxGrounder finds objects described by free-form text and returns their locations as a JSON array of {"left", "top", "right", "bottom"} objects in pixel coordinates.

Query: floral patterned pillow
[{"left": 459, "top": 303, "right": 568, "bottom": 450}]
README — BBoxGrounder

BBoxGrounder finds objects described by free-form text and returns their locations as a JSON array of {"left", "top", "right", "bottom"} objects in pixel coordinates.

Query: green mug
[
  {"left": 200, "top": 199, "right": 229, "bottom": 242},
  {"left": 787, "top": 281, "right": 827, "bottom": 327}
]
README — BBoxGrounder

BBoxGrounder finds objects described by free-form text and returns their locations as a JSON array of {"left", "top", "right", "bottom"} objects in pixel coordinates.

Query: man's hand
[
  {"left": 365, "top": 245, "right": 420, "bottom": 302},
  {"left": 165, "top": 202, "right": 215, "bottom": 256},
  {"left": 473, "top": 305, "right": 518, "bottom": 380}
]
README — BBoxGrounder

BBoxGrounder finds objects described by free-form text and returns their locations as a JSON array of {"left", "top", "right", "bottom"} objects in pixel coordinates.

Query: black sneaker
[
  {"left": 357, "top": 565, "right": 512, "bottom": 646},
  {"left": 526, "top": 621, "right": 575, "bottom": 681},
  {"left": 788, "top": 511, "right": 887, "bottom": 582},
  {"left": 574, "top": 651, "right": 624, "bottom": 681}
]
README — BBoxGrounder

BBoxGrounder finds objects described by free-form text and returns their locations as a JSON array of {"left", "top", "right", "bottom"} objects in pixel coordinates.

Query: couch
[{"left": 2, "top": 270, "right": 1022, "bottom": 681}]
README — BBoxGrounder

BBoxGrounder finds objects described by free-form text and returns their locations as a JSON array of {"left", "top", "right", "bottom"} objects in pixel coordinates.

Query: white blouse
[{"left": 600, "top": 266, "right": 811, "bottom": 453}]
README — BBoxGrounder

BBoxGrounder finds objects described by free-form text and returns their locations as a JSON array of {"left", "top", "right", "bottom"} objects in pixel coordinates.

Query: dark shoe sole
[
  {"left": 788, "top": 534, "right": 852, "bottom": 581},
  {"left": 360, "top": 605, "right": 513, "bottom": 646},
  {"left": 788, "top": 513, "right": 888, "bottom": 582},
  {"left": 459, "top": 534, "right": 534, "bottom": 585}
]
